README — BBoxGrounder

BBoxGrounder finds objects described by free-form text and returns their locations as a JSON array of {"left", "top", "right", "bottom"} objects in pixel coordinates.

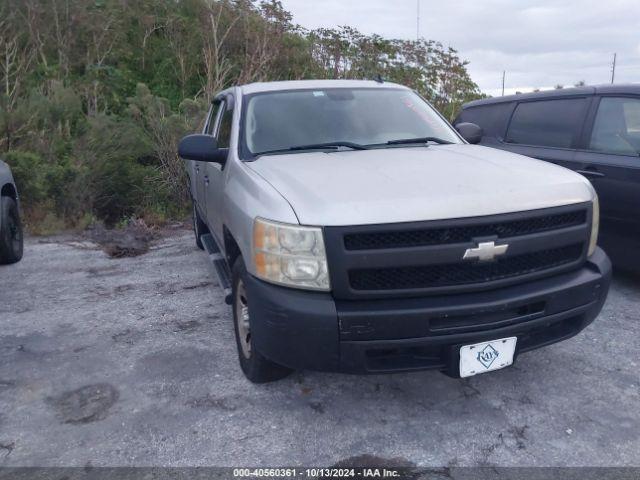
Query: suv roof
[
  {"left": 463, "top": 83, "right": 640, "bottom": 109},
  {"left": 239, "top": 79, "right": 409, "bottom": 95}
]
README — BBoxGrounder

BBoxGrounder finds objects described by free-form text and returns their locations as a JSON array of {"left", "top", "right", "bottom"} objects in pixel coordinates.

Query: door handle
[
  {"left": 195, "top": 164, "right": 200, "bottom": 173},
  {"left": 204, "top": 175, "right": 209, "bottom": 186},
  {"left": 576, "top": 168, "right": 605, "bottom": 179}
]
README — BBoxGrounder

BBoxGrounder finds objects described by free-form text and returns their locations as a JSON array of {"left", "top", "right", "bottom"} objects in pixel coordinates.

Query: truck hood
[{"left": 246, "top": 144, "right": 594, "bottom": 226}]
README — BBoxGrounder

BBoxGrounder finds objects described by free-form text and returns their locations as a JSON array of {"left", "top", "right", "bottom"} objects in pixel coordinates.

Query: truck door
[
  {"left": 574, "top": 95, "right": 640, "bottom": 265},
  {"left": 205, "top": 97, "right": 234, "bottom": 245},
  {"left": 195, "top": 104, "right": 222, "bottom": 221}
]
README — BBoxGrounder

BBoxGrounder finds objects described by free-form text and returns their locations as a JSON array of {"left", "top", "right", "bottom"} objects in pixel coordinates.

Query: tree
[
  {"left": 0, "top": 0, "right": 484, "bottom": 228},
  {"left": 0, "top": 4, "right": 34, "bottom": 112},
  {"left": 126, "top": 84, "right": 203, "bottom": 205},
  {"left": 307, "top": 28, "right": 482, "bottom": 119},
  {"left": 199, "top": 0, "right": 239, "bottom": 102}
]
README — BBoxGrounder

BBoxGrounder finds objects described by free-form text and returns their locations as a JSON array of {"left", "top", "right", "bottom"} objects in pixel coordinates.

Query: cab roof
[{"left": 238, "top": 79, "right": 409, "bottom": 95}]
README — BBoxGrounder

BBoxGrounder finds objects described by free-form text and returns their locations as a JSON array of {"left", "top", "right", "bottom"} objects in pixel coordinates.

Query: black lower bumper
[{"left": 244, "top": 248, "right": 611, "bottom": 376}]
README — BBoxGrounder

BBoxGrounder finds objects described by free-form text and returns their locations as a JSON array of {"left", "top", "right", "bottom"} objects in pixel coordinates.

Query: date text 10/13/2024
[{"left": 233, "top": 468, "right": 404, "bottom": 478}]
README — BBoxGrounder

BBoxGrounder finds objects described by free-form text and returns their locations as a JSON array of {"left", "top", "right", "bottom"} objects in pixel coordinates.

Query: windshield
[{"left": 241, "top": 88, "right": 462, "bottom": 157}]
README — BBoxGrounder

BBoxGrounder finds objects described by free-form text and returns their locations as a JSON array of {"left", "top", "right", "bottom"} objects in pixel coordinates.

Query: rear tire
[
  {"left": 0, "top": 196, "right": 23, "bottom": 265},
  {"left": 192, "top": 201, "right": 206, "bottom": 250},
  {"left": 231, "top": 258, "right": 292, "bottom": 383}
]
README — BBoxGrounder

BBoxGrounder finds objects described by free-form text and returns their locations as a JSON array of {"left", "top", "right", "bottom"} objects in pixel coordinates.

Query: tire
[
  {"left": 0, "top": 196, "right": 23, "bottom": 265},
  {"left": 231, "top": 258, "right": 292, "bottom": 383},
  {"left": 192, "top": 201, "right": 207, "bottom": 250}
]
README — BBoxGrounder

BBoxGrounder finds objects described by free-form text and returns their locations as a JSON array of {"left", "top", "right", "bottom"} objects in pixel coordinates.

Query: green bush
[
  {"left": 5, "top": 150, "right": 86, "bottom": 220},
  {"left": 92, "top": 157, "right": 151, "bottom": 224},
  {"left": 84, "top": 114, "right": 179, "bottom": 225},
  {"left": 44, "top": 157, "right": 85, "bottom": 217},
  {"left": 4, "top": 110, "right": 187, "bottom": 229},
  {"left": 4, "top": 151, "right": 48, "bottom": 205}
]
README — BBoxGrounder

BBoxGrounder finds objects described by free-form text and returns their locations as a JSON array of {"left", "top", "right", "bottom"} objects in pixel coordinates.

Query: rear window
[{"left": 505, "top": 98, "right": 587, "bottom": 148}]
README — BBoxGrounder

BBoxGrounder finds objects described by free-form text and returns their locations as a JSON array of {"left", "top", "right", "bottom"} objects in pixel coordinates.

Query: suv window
[
  {"left": 506, "top": 98, "right": 587, "bottom": 149},
  {"left": 456, "top": 102, "right": 514, "bottom": 140},
  {"left": 216, "top": 103, "right": 233, "bottom": 149},
  {"left": 589, "top": 97, "right": 640, "bottom": 155}
]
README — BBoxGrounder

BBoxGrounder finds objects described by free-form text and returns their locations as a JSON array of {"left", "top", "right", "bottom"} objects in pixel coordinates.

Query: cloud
[{"left": 280, "top": 0, "right": 640, "bottom": 95}]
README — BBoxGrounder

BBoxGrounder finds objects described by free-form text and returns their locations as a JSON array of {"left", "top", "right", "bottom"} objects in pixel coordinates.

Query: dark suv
[
  {"left": 455, "top": 85, "right": 640, "bottom": 271},
  {"left": 0, "top": 159, "right": 23, "bottom": 264}
]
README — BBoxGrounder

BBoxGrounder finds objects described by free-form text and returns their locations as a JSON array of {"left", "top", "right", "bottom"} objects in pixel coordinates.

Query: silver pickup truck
[
  {"left": 179, "top": 80, "right": 611, "bottom": 383},
  {"left": 0, "top": 160, "right": 23, "bottom": 265}
]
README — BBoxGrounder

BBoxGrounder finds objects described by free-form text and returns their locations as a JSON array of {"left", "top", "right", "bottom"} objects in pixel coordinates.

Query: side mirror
[
  {"left": 455, "top": 122, "right": 483, "bottom": 144},
  {"left": 178, "top": 134, "right": 226, "bottom": 165}
]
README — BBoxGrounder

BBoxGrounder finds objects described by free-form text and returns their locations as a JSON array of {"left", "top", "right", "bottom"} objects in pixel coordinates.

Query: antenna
[
  {"left": 611, "top": 53, "right": 617, "bottom": 84},
  {"left": 416, "top": 0, "right": 420, "bottom": 41},
  {"left": 502, "top": 71, "right": 506, "bottom": 96}
]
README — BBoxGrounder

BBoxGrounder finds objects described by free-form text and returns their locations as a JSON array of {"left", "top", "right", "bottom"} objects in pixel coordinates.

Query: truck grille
[
  {"left": 349, "top": 243, "right": 583, "bottom": 291},
  {"left": 344, "top": 210, "right": 586, "bottom": 250},
  {"left": 323, "top": 204, "right": 592, "bottom": 299}
]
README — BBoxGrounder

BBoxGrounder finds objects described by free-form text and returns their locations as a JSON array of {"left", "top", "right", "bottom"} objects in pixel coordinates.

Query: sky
[{"left": 278, "top": 0, "right": 640, "bottom": 96}]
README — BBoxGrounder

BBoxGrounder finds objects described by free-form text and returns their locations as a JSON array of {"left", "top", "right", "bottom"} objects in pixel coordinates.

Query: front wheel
[
  {"left": 232, "top": 259, "right": 292, "bottom": 383},
  {"left": 0, "top": 196, "right": 23, "bottom": 265}
]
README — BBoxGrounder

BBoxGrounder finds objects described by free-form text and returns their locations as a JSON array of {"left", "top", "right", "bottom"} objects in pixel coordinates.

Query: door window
[
  {"left": 216, "top": 104, "right": 233, "bottom": 149},
  {"left": 505, "top": 98, "right": 587, "bottom": 148},
  {"left": 589, "top": 97, "right": 640, "bottom": 155},
  {"left": 206, "top": 103, "right": 223, "bottom": 135}
]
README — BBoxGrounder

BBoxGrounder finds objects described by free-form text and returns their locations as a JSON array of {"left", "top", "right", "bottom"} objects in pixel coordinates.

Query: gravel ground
[{"left": 0, "top": 229, "right": 638, "bottom": 467}]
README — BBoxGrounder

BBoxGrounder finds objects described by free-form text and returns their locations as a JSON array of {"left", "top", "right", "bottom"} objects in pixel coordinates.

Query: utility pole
[
  {"left": 416, "top": 0, "right": 420, "bottom": 41},
  {"left": 611, "top": 53, "right": 617, "bottom": 84},
  {"left": 502, "top": 71, "right": 506, "bottom": 96}
]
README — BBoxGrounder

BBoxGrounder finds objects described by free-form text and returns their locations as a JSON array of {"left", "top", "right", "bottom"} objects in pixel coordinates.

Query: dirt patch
[
  {"left": 85, "top": 221, "right": 159, "bottom": 258},
  {"left": 509, "top": 425, "right": 529, "bottom": 450},
  {"left": 86, "top": 265, "right": 122, "bottom": 278},
  {"left": 182, "top": 281, "right": 213, "bottom": 290},
  {"left": 330, "top": 455, "right": 429, "bottom": 480},
  {"left": 113, "top": 284, "right": 135, "bottom": 294},
  {"left": 0, "top": 380, "right": 16, "bottom": 391},
  {"left": 333, "top": 454, "right": 415, "bottom": 469},
  {"left": 0, "top": 441, "right": 14, "bottom": 457},
  {"left": 49, "top": 384, "right": 119, "bottom": 424},
  {"left": 186, "top": 394, "right": 237, "bottom": 411},
  {"left": 173, "top": 320, "right": 201, "bottom": 333},
  {"left": 136, "top": 348, "right": 217, "bottom": 381},
  {"left": 461, "top": 379, "right": 481, "bottom": 398},
  {"left": 112, "top": 329, "right": 144, "bottom": 345}
]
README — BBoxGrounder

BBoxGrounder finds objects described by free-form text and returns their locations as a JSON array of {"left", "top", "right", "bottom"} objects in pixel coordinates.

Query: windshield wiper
[
  {"left": 255, "top": 141, "right": 370, "bottom": 156},
  {"left": 386, "top": 136, "right": 453, "bottom": 145}
]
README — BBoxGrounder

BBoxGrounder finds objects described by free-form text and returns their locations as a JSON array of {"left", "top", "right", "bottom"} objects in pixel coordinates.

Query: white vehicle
[{"left": 179, "top": 80, "right": 611, "bottom": 383}]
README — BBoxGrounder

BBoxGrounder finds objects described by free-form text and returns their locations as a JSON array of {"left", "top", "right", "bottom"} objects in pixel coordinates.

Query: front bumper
[{"left": 244, "top": 248, "right": 611, "bottom": 376}]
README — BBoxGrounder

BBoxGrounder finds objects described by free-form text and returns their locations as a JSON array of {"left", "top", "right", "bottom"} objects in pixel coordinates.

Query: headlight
[
  {"left": 253, "top": 218, "right": 330, "bottom": 291},
  {"left": 588, "top": 195, "right": 599, "bottom": 257}
]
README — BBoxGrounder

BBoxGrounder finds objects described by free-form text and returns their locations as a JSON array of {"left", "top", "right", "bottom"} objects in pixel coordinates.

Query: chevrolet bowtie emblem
[{"left": 463, "top": 241, "right": 509, "bottom": 262}]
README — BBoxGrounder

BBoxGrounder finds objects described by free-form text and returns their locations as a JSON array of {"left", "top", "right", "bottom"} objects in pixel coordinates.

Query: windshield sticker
[
  {"left": 403, "top": 96, "right": 443, "bottom": 129},
  {"left": 313, "top": 91, "right": 326, "bottom": 97}
]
